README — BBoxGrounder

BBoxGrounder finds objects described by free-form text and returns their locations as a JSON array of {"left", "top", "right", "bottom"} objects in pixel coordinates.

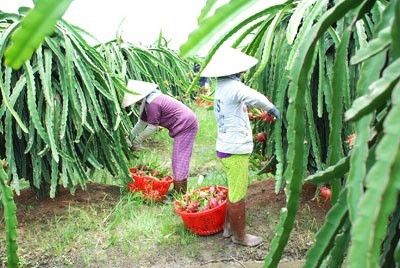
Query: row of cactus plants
[
  {"left": 0, "top": 5, "right": 194, "bottom": 266},
  {"left": 4, "top": 0, "right": 397, "bottom": 266},
  {"left": 96, "top": 38, "right": 193, "bottom": 100},
  {"left": 180, "top": 0, "right": 400, "bottom": 267},
  {"left": 0, "top": 11, "right": 132, "bottom": 198},
  {"left": 0, "top": 8, "right": 194, "bottom": 198}
]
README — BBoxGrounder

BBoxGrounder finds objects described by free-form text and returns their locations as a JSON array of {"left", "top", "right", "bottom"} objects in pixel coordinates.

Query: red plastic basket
[
  {"left": 128, "top": 167, "right": 173, "bottom": 201},
  {"left": 174, "top": 186, "right": 228, "bottom": 236}
]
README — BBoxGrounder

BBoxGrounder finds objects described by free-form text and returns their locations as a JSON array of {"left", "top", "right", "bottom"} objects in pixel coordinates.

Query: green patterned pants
[{"left": 220, "top": 154, "right": 250, "bottom": 203}]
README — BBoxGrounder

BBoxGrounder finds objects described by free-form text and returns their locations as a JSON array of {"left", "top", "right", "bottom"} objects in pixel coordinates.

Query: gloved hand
[
  {"left": 267, "top": 107, "right": 281, "bottom": 119},
  {"left": 129, "top": 120, "right": 148, "bottom": 141},
  {"left": 126, "top": 135, "right": 143, "bottom": 151},
  {"left": 135, "top": 124, "right": 157, "bottom": 142},
  {"left": 127, "top": 121, "right": 157, "bottom": 150}
]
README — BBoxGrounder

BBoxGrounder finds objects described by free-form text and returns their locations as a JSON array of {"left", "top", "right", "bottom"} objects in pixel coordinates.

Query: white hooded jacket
[{"left": 214, "top": 77, "right": 276, "bottom": 154}]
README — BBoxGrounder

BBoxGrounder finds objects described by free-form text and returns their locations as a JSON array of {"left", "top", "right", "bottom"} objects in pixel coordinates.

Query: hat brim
[
  {"left": 122, "top": 80, "right": 159, "bottom": 108},
  {"left": 122, "top": 93, "right": 146, "bottom": 108},
  {"left": 201, "top": 47, "right": 258, "bottom": 78}
]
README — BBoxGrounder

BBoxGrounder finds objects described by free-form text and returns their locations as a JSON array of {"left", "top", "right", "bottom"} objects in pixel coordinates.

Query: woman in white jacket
[{"left": 201, "top": 47, "right": 280, "bottom": 247}]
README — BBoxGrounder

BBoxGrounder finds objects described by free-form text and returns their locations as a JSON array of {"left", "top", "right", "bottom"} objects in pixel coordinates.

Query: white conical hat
[
  {"left": 201, "top": 47, "right": 258, "bottom": 77},
  {"left": 122, "top": 80, "right": 159, "bottom": 108}
]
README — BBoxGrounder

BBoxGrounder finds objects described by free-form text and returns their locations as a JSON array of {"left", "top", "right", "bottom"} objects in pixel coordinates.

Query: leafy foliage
[
  {"left": 0, "top": 160, "right": 18, "bottom": 268},
  {"left": 96, "top": 39, "right": 193, "bottom": 100},
  {"left": 0, "top": 7, "right": 194, "bottom": 265},
  {"left": 180, "top": 0, "right": 400, "bottom": 266},
  {"left": 0, "top": 10, "right": 194, "bottom": 199},
  {"left": 0, "top": 12, "right": 131, "bottom": 197},
  {"left": 5, "top": 0, "right": 73, "bottom": 69}
]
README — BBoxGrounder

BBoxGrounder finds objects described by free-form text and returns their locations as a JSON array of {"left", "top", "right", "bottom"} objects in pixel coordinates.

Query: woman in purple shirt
[{"left": 122, "top": 80, "right": 199, "bottom": 194}]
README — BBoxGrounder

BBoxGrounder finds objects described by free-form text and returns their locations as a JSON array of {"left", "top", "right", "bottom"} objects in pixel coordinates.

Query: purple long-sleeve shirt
[{"left": 141, "top": 94, "right": 198, "bottom": 138}]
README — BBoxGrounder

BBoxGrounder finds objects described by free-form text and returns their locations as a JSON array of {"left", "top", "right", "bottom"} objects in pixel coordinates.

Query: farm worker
[
  {"left": 201, "top": 47, "right": 280, "bottom": 247},
  {"left": 193, "top": 63, "right": 210, "bottom": 91},
  {"left": 122, "top": 80, "right": 199, "bottom": 194}
]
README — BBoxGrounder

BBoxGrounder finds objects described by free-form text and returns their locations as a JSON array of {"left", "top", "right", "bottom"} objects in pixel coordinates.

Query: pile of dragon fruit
[{"left": 174, "top": 186, "right": 228, "bottom": 213}]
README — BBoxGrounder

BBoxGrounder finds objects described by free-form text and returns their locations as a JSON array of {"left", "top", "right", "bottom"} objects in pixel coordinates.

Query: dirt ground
[
  {"left": 1, "top": 180, "right": 330, "bottom": 267},
  {"left": 10, "top": 184, "right": 122, "bottom": 226}
]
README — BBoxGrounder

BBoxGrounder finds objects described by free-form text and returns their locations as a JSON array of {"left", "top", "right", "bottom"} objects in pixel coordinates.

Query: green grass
[
  {"left": 1, "top": 206, "right": 107, "bottom": 267},
  {"left": 0, "top": 192, "right": 198, "bottom": 267},
  {"left": 104, "top": 193, "right": 199, "bottom": 255}
]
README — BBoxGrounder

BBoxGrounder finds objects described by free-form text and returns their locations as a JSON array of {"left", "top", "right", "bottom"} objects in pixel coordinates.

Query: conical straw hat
[
  {"left": 201, "top": 47, "right": 258, "bottom": 77},
  {"left": 122, "top": 80, "right": 159, "bottom": 108}
]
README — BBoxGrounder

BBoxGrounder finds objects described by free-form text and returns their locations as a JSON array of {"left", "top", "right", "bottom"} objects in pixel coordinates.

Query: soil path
[{"left": 10, "top": 184, "right": 121, "bottom": 225}]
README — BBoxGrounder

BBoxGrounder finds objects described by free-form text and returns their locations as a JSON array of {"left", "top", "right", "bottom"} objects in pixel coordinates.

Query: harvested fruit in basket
[
  {"left": 128, "top": 165, "right": 173, "bottom": 201},
  {"left": 130, "top": 165, "right": 168, "bottom": 180},
  {"left": 174, "top": 185, "right": 228, "bottom": 213}
]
